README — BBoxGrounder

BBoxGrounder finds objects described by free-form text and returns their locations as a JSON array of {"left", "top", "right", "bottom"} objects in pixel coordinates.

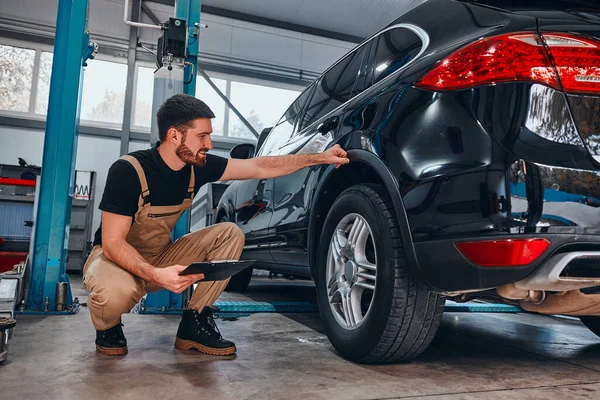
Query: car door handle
[{"left": 317, "top": 116, "right": 339, "bottom": 135}]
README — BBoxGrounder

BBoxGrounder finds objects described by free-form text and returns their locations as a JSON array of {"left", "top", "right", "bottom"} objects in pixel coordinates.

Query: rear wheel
[
  {"left": 315, "top": 184, "right": 445, "bottom": 363},
  {"left": 224, "top": 266, "right": 253, "bottom": 292},
  {"left": 580, "top": 316, "right": 600, "bottom": 337},
  {"left": 580, "top": 287, "right": 600, "bottom": 338},
  {"left": 217, "top": 217, "right": 253, "bottom": 292}
]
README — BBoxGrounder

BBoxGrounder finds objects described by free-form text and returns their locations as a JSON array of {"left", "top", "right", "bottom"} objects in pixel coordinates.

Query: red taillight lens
[
  {"left": 542, "top": 33, "right": 600, "bottom": 95},
  {"left": 454, "top": 238, "right": 550, "bottom": 267},
  {"left": 415, "top": 33, "right": 560, "bottom": 91}
]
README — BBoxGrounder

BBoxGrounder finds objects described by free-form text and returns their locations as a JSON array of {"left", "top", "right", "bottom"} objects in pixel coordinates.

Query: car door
[
  {"left": 269, "top": 42, "right": 372, "bottom": 267},
  {"left": 233, "top": 92, "right": 313, "bottom": 263}
]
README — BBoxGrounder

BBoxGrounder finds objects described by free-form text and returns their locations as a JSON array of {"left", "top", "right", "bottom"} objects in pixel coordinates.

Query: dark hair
[{"left": 156, "top": 93, "right": 215, "bottom": 141}]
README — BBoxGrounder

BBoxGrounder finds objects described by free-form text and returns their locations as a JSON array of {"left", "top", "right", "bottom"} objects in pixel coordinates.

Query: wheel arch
[{"left": 308, "top": 149, "right": 421, "bottom": 281}]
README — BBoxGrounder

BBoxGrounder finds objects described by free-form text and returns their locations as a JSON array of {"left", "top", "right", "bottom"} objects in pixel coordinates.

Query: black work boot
[
  {"left": 96, "top": 322, "right": 128, "bottom": 356},
  {"left": 175, "top": 307, "right": 236, "bottom": 356}
]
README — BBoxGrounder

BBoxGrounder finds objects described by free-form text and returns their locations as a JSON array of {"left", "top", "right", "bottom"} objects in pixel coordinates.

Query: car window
[
  {"left": 371, "top": 28, "right": 422, "bottom": 86},
  {"left": 297, "top": 44, "right": 369, "bottom": 132},
  {"left": 350, "top": 40, "right": 374, "bottom": 97},
  {"left": 257, "top": 84, "right": 315, "bottom": 156}
]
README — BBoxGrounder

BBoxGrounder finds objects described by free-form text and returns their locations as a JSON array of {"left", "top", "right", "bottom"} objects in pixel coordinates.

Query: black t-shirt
[{"left": 93, "top": 147, "right": 228, "bottom": 245}]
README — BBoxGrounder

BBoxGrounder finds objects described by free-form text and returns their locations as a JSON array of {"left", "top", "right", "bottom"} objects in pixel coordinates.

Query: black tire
[
  {"left": 580, "top": 286, "right": 600, "bottom": 337},
  {"left": 216, "top": 216, "right": 253, "bottom": 292},
  {"left": 225, "top": 266, "right": 253, "bottom": 292},
  {"left": 315, "top": 184, "right": 445, "bottom": 363},
  {"left": 580, "top": 316, "right": 600, "bottom": 337}
]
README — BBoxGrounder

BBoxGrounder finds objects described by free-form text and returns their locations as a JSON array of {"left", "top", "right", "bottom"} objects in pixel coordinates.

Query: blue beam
[
  {"left": 28, "top": 0, "right": 95, "bottom": 311},
  {"left": 143, "top": 0, "right": 201, "bottom": 313},
  {"left": 173, "top": 0, "right": 201, "bottom": 240}
]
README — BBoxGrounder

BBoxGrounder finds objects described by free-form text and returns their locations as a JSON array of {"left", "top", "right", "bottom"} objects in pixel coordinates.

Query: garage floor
[{"left": 1, "top": 278, "right": 600, "bottom": 400}]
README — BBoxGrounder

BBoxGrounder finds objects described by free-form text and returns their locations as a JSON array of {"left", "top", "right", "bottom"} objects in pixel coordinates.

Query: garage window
[
  {"left": 35, "top": 51, "right": 54, "bottom": 115},
  {"left": 228, "top": 81, "right": 301, "bottom": 140},
  {"left": 0, "top": 44, "right": 36, "bottom": 113},
  {"left": 257, "top": 83, "right": 315, "bottom": 156},
  {"left": 370, "top": 28, "right": 422, "bottom": 85},
  {"left": 131, "top": 68, "right": 228, "bottom": 134},
  {"left": 196, "top": 75, "right": 228, "bottom": 136},
  {"left": 132, "top": 66, "right": 154, "bottom": 128},
  {"left": 80, "top": 59, "right": 128, "bottom": 126},
  {"left": 297, "top": 43, "right": 368, "bottom": 132}
]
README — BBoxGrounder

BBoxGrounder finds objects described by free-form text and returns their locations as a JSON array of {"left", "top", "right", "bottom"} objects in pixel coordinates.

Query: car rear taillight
[
  {"left": 454, "top": 238, "right": 550, "bottom": 267},
  {"left": 415, "top": 32, "right": 600, "bottom": 95},
  {"left": 542, "top": 33, "right": 600, "bottom": 95}
]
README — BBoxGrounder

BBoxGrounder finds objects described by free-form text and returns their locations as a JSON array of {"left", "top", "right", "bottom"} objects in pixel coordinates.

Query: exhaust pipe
[
  {"left": 496, "top": 251, "right": 600, "bottom": 316},
  {"left": 519, "top": 290, "right": 600, "bottom": 316},
  {"left": 497, "top": 285, "right": 600, "bottom": 316},
  {"left": 496, "top": 284, "right": 545, "bottom": 304}
]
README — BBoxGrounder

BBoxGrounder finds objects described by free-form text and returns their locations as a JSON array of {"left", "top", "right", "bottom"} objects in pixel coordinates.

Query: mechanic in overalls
[{"left": 83, "top": 94, "right": 349, "bottom": 356}]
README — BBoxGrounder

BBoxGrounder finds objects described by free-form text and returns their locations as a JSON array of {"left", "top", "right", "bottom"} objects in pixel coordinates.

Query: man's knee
[
  {"left": 88, "top": 282, "right": 143, "bottom": 318},
  {"left": 220, "top": 222, "right": 245, "bottom": 246}
]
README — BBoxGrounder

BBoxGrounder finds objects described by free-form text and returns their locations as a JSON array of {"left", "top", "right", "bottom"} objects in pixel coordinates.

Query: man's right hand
[{"left": 150, "top": 265, "right": 205, "bottom": 294}]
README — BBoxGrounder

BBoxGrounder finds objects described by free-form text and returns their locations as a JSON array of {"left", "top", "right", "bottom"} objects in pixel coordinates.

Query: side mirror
[{"left": 230, "top": 143, "right": 256, "bottom": 159}]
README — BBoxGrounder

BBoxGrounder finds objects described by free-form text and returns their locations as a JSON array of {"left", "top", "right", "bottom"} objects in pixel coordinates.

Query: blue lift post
[
  {"left": 140, "top": 0, "right": 202, "bottom": 314},
  {"left": 26, "top": 0, "right": 96, "bottom": 313},
  {"left": 174, "top": 0, "right": 201, "bottom": 239}
]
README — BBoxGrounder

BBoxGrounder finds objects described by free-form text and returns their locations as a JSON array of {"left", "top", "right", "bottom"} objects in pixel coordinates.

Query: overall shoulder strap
[
  {"left": 120, "top": 155, "right": 150, "bottom": 207},
  {"left": 188, "top": 166, "right": 195, "bottom": 200}
]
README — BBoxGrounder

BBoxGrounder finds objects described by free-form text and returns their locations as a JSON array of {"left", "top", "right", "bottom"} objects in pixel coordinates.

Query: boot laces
[{"left": 195, "top": 309, "right": 222, "bottom": 338}]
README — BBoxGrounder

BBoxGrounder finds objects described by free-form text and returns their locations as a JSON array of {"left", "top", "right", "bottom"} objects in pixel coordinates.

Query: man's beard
[{"left": 176, "top": 135, "right": 208, "bottom": 167}]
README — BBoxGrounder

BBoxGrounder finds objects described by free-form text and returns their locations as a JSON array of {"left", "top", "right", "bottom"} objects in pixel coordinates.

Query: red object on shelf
[
  {"left": 0, "top": 178, "right": 36, "bottom": 187},
  {"left": 0, "top": 252, "right": 28, "bottom": 273}
]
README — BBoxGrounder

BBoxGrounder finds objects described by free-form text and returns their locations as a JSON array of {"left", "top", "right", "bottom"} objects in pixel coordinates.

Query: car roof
[{"left": 458, "top": 0, "right": 600, "bottom": 13}]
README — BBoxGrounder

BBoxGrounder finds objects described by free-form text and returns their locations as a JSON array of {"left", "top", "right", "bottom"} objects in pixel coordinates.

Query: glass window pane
[
  {"left": 80, "top": 59, "right": 127, "bottom": 125},
  {"left": 298, "top": 45, "right": 367, "bottom": 131},
  {"left": 0, "top": 44, "right": 35, "bottom": 112},
  {"left": 35, "top": 51, "right": 53, "bottom": 115},
  {"left": 196, "top": 76, "right": 227, "bottom": 136},
  {"left": 228, "top": 81, "right": 301, "bottom": 140},
  {"left": 133, "top": 66, "right": 154, "bottom": 128},
  {"left": 258, "top": 84, "right": 314, "bottom": 156},
  {"left": 372, "top": 28, "right": 422, "bottom": 85}
]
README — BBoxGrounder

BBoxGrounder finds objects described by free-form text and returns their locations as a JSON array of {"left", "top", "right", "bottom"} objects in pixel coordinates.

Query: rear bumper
[{"left": 414, "top": 234, "right": 600, "bottom": 291}]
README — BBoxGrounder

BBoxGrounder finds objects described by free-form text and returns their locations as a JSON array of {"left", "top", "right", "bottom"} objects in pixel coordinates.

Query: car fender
[{"left": 308, "top": 149, "right": 422, "bottom": 281}]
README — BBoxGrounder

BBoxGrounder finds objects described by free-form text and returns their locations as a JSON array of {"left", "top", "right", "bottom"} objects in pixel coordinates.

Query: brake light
[
  {"left": 416, "top": 32, "right": 600, "bottom": 95},
  {"left": 454, "top": 238, "right": 550, "bottom": 267},
  {"left": 542, "top": 33, "right": 600, "bottom": 95},
  {"left": 415, "top": 33, "right": 559, "bottom": 91}
]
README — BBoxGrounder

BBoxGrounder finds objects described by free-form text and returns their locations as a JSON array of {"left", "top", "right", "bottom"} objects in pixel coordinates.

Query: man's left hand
[{"left": 322, "top": 144, "right": 350, "bottom": 169}]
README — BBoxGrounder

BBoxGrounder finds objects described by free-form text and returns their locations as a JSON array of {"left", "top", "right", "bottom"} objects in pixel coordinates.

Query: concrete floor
[{"left": 2, "top": 278, "right": 600, "bottom": 399}]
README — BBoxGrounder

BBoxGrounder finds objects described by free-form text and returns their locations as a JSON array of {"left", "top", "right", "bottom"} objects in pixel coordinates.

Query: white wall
[{"left": 0, "top": 126, "right": 44, "bottom": 166}]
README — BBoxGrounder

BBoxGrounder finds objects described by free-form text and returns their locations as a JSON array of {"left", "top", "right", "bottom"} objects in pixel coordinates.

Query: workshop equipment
[
  {"left": 0, "top": 261, "right": 26, "bottom": 319},
  {"left": 0, "top": 166, "right": 96, "bottom": 276},
  {"left": 0, "top": 317, "right": 16, "bottom": 363}
]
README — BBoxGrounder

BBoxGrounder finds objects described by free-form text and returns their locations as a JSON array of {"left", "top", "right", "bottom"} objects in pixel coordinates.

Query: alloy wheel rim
[{"left": 326, "top": 213, "right": 378, "bottom": 330}]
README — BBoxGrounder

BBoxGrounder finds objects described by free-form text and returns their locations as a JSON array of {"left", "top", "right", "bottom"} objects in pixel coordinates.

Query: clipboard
[{"left": 178, "top": 260, "right": 256, "bottom": 281}]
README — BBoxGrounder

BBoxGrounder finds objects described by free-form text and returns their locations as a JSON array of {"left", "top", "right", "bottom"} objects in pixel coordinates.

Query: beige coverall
[{"left": 83, "top": 155, "right": 245, "bottom": 331}]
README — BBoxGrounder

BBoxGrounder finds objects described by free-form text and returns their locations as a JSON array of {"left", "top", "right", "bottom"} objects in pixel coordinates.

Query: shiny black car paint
[{"left": 216, "top": 0, "right": 600, "bottom": 291}]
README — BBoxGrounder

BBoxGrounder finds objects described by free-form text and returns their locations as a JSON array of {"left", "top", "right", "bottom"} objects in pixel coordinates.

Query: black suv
[{"left": 215, "top": 0, "right": 600, "bottom": 363}]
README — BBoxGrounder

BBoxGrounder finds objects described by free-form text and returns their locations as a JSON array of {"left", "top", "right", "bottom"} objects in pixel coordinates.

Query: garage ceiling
[{"left": 147, "top": 0, "right": 427, "bottom": 43}]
